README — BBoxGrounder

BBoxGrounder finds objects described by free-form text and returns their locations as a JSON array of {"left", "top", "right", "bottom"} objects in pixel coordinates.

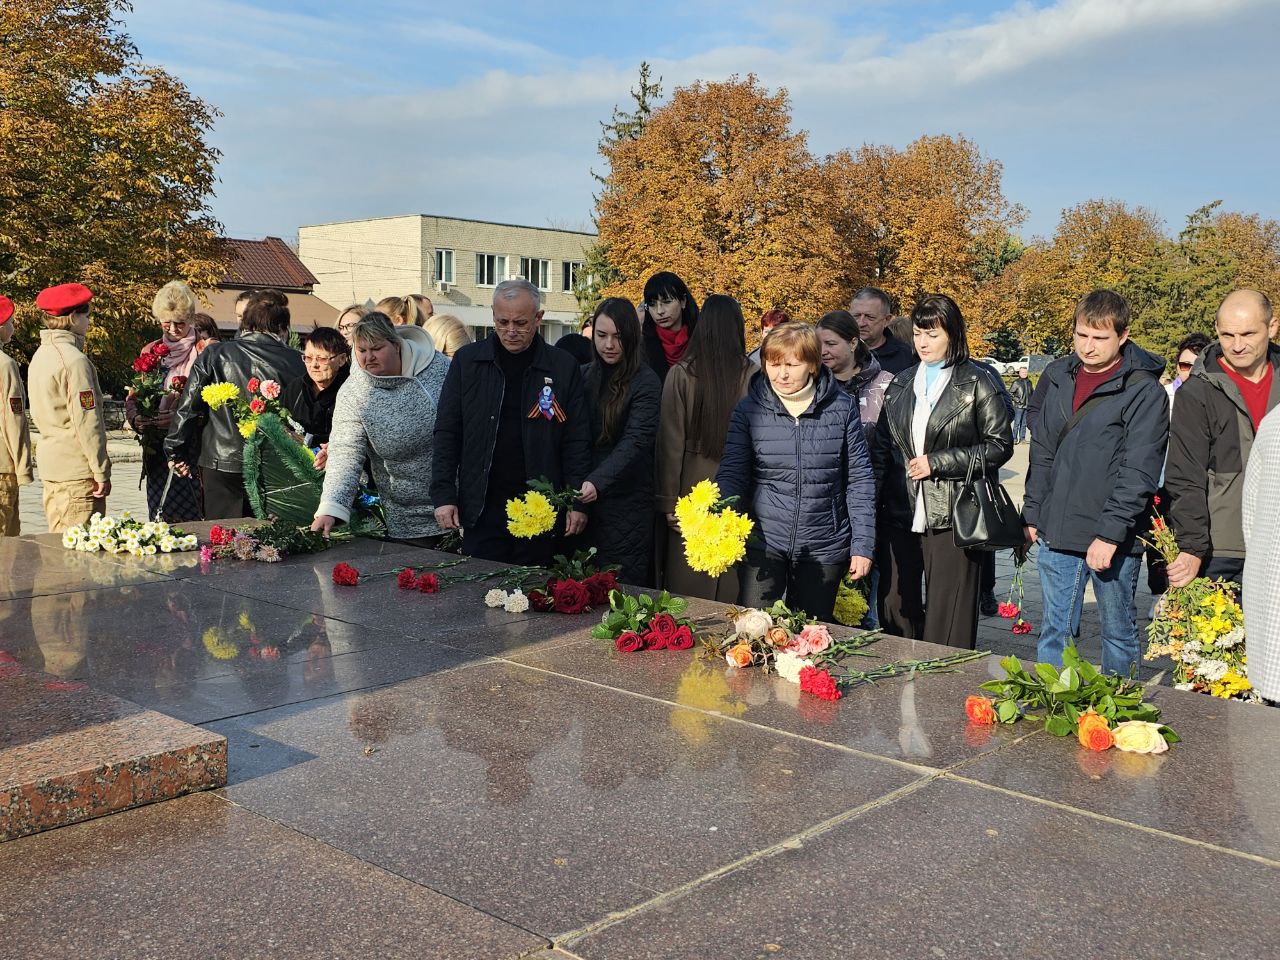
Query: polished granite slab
[
  {"left": 956, "top": 687, "right": 1280, "bottom": 860},
  {"left": 0, "top": 791, "right": 547, "bottom": 959},
  {"left": 0, "top": 536, "right": 170, "bottom": 601},
  {"left": 1, "top": 663, "right": 225, "bottom": 841},
  {"left": 210, "top": 658, "right": 926, "bottom": 934},
  {"left": 565, "top": 777, "right": 1280, "bottom": 960},
  {"left": 509, "top": 632, "right": 1027, "bottom": 769}
]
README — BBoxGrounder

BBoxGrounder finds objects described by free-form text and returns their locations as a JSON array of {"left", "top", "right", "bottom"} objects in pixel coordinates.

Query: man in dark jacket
[
  {"left": 432, "top": 279, "right": 592, "bottom": 565},
  {"left": 1023, "top": 290, "right": 1168, "bottom": 675},
  {"left": 1009, "top": 367, "right": 1032, "bottom": 443},
  {"left": 851, "top": 287, "right": 914, "bottom": 375},
  {"left": 166, "top": 297, "right": 307, "bottom": 519},
  {"left": 1165, "top": 290, "right": 1280, "bottom": 589}
]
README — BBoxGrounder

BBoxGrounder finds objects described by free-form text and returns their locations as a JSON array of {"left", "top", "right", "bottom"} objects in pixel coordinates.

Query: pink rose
[
  {"left": 793, "top": 623, "right": 832, "bottom": 656},
  {"left": 260, "top": 379, "right": 281, "bottom": 399}
]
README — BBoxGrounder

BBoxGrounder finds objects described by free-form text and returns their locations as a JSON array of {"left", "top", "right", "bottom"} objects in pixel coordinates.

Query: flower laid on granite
[
  {"left": 416, "top": 572, "right": 440, "bottom": 594},
  {"left": 1144, "top": 522, "right": 1256, "bottom": 701},
  {"left": 972, "top": 643, "right": 1179, "bottom": 750},
  {"left": 506, "top": 479, "right": 578, "bottom": 539},
  {"left": 591, "top": 589, "right": 699, "bottom": 652},
  {"left": 484, "top": 588, "right": 508, "bottom": 608},
  {"left": 1111, "top": 720, "right": 1170, "bottom": 755},
  {"left": 799, "top": 665, "right": 842, "bottom": 701},
  {"left": 205, "top": 518, "right": 331, "bottom": 564},
  {"left": 61, "top": 513, "right": 197, "bottom": 556},
  {"left": 674, "top": 480, "right": 754, "bottom": 578},
  {"left": 484, "top": 548, "right": 619, "bottom": 617},
  {"left": 503, "top": 591, "right": 530, "bottom": 613},
  {"left": 332, "top": 562, "right": 360, "bottom": 586}
]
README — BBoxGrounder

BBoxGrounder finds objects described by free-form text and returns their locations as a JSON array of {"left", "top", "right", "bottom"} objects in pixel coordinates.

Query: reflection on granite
[
  {"left": 0, "top": 536, "right": 169, "bottom": 601},
  {"left": 0, "top": 792, "right": 548, "bottom": 959},
  {"left": 957, "top": 686, "right": 1280, "bottom": 859},
  {"left": 568, "top": 778, "right": 1280, "bottom": 960},
  {"left": 1, "top": 664, "right": 225, "bottom": 841},
  {"left": 509, "top": 632, "right": 1022, "bottom": 769},
  {"left": 210, "top": 659, "right": 924, "bottom": 932}
]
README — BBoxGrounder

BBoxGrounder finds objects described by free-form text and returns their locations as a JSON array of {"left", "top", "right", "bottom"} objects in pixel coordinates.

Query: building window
[
  {"left": 476, "top": 253, "right": 507, "bottom": 287},
  {"left": 562, "top": 260, "right": 584, "bottom": 292},
  {"left": 520, "top": 257, "right": 550, "bottom": 290},
  {"left": 435, "top": 248, "right": 454, "bottom": 284}
]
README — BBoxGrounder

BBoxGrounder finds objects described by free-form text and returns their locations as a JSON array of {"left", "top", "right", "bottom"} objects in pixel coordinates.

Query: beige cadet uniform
[
  {"left": 0, "top": 347, "right": 33, "bottom": 536},
  {"left": 28, "top": 329, "right": 111, "bottom": 532}
]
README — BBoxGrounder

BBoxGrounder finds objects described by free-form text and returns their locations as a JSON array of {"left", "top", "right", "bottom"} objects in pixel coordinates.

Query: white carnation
[
  {"left": 774, "top": 650, "right": 813, "bottom": 684},
  {"left": 503, "top": 591, "right": 530, "bottom": 613},
  {"left": 1195, "top": 658, "right": 1229, "bottom": 682},
  {"left": 484, "top": 589, "right": 508, "bottom": 608}
]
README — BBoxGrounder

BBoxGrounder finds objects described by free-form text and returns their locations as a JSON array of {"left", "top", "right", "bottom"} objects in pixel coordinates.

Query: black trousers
[
  {"left": 738, "top": 546, "right": 846, "bottom": 623},
  {"left": 201, "top": 467, "right": 251, "bottom": 521},
  {"left": 462, "top": 502, "right": 556, "bottom": 567},
  {"left": 879, "top": 526, "right": 981, "bottom": 650}
]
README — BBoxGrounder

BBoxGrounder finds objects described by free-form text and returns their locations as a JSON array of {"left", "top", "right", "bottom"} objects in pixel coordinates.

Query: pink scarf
[{"left": 160, "top": 331, "right": 198, "bottom": 389}]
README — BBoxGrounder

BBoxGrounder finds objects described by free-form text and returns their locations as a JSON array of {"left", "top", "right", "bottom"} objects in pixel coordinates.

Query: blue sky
[{"left": 126, "top": 0, "right": 1280, "bottom": 242}]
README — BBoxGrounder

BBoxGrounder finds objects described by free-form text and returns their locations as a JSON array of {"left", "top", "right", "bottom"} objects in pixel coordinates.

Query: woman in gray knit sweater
[{"left": 312, "top": 312, "right": 450, "bottom": 545}]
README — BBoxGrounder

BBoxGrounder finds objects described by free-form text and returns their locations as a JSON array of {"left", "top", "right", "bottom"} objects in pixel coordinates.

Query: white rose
[
  {"left": 484, "top": 589, "right": 508, "bottom": 608},
  {"left": 774, "top": 650, "right": 813, "bottom": 684},
  {"left": 732, "top": 609, "right": 774, "bottom": 640},
  {"left": 504, "top": 592, "right": 530, "bottom": 613}
]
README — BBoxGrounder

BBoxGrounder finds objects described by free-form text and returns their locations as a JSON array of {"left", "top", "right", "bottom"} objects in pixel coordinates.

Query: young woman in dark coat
[
  {"left": 871, "top": 294, "right": 1013, "bottom": 650},
  {"left": 716, "top": 323, "right": 875, "bottom": 622},
  {"left": 576, "top": 297, "right": 662, "bottom": 585},
  {"left": 640, "top": 271, "right": 699, "bottom": 383}
]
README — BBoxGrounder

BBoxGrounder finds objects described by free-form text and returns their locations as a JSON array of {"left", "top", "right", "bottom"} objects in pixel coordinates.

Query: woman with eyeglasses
[
  {"left": 640, "top": 271, "right": 699, "bottom": 383},
  {"left": 125, "top": 281, "right": 211, "bottom": 520},
  {"left": 283, "top": 327, "right": 351, "bottom": 470},
  {"left": 336, "top": 304, "right": 369, "bottom": 346}
]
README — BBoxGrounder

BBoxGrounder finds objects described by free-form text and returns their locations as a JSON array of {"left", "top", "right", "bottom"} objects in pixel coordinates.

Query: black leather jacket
[
  {"left": 164, "top": 332, "right": 308, "bottom": 473},
  {"left": 872, "top": 359, "right": 1013, "bottom": 531}
]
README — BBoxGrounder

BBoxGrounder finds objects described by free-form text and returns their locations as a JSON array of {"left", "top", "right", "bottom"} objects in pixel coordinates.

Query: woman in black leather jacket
[{"left": 871, "top": 295, "right": 1012, "bottom": 649}]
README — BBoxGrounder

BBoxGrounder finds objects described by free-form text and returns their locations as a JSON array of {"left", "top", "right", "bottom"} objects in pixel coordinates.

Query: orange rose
[
  {"left": 964, "top": 695, "right": 995, "bottom": 725},
  {"left": 726, "top": 642, "right": 755, "bottom": 669},
  {"left": 1077, "top": 712, "right": 1114, "bottom": 752},
  {"left": 766, "top": 626, "right": 792, "bottom": 648}
]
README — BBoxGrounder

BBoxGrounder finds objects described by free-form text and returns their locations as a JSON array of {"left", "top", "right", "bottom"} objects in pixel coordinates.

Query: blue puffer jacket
[{"left": 716, "top": 368, "right": 875, "bottom": 563}]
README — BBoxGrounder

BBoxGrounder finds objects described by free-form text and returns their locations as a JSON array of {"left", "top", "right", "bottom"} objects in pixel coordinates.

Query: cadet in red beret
[
  {"left": 28, "top": 283, "right": 112, "bottom": 531},
  {"left": 0, "top": 295, "right": 34, "bottom": 536}
]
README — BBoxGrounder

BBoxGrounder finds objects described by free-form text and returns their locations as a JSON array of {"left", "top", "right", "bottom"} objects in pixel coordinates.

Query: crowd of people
[{"left": 0, "top": 274, "right": 1276, "bottom": 699}]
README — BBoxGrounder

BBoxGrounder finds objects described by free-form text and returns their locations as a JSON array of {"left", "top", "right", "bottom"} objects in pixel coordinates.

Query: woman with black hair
[
  {"left": 641, "top": 271, "right": 699, "bottom": 382},
  {"left": 576, "top": 297, "right": 662, "bottom": 585},
  {"left": 655, "top": 294, "right": 755, "bottom": 601},
  {"left": 872, "top": 294, "right": 1012, "bottom": 649},
  {"left": 817, "top": 310, "right": 894, "bottom": 444}
]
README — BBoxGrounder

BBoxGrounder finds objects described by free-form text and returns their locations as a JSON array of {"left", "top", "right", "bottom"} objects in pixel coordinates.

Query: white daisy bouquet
[{"left": 61, "top": 511, "right": 198, "bottom": 557}]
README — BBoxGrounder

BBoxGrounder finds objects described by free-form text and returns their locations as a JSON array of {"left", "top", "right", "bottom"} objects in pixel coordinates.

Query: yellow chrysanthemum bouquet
[
  {"left": 506, "top": 478, "right": 579, "bottom": 539},
  {"left": 674, "top": 480, "right": 754, "bottom": 578}
]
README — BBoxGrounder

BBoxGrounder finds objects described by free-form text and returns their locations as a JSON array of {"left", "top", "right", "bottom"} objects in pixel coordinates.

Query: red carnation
[
  {"left": 332, "top": 562, "right": 360, "bottom": 586},
  {"left": 799, "top": 666, "right": 842, "bottom": 701},
  {"left": 528, "top": 588, "right": 554, "bottom": 612},
  {"left": 666, "top": 624, "right": 695, "bottom": 651},
  {"left": 396, "top": 568, "right": 418, "bottom": 590},
  {"left": 209, "top": 524, "right": 233, "bottom": 546},
  {"left": 997, "top": 602, "right": 1019, "bottom": 619},
  {"left": 551, "top": 578, "right": 591, "bottom": 614},
  {"left": 642, "top": 629, "right": 667, "bottom": 650},
  {"left": 249, "top": 397, "right": 267, "bottom": 415},
  {"left": 170, "top": 376, "right": 188, "bottom": 392},
  {"left": 585, "top": 571, "right": 618, "bottom": 606},
  {"left": 247, "top": 377, "right": 261, "bottom": 393},
  {"left": 649, "top": 613, "right": 677, "bottom": 640},
  {"left": 1012, "top": 618, "right": 1032, "bottom": 635},
  {"left": 615, "top": 631, "right": 644, "bottom": 653},
  {"left": 152, "top": 343, "right": 170, "bottom": 357},
  {"left": 416, "top": 572, "right": 440, "bottom": 593}
]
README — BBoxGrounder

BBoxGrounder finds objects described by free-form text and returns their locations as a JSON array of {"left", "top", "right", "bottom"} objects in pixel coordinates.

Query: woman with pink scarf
[{"left": 125, "top": 281, "right": 213, "bottom": 520}]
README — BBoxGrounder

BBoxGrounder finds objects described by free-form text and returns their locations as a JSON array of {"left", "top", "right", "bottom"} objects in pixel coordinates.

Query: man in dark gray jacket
[
  {"left": 1023, "top": 290, "right": 1168, "bottom": 675},
  {"left": 1165, "top": 290, "right": 1280, "bottom": 589}
]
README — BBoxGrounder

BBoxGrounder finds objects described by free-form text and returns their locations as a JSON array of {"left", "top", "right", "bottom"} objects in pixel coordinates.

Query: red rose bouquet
[{"left": 590, "top": 589, "right": 699, "bottom": 652}]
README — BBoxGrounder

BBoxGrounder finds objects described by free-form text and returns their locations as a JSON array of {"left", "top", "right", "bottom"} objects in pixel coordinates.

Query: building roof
[
  {"left": 200, "top": 288, "right": 337, "bottom": 334},
  {"left": 220, "top": 237, "right": 319, "bottom": 291}
]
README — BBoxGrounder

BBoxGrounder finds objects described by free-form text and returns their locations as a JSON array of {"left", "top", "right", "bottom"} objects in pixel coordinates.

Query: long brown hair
[
  {"left": 586, "top": 297, "right": 643, "bottom": 446},
  {"left": 682, "top": 294, "right": 748, "bottom": 460}
]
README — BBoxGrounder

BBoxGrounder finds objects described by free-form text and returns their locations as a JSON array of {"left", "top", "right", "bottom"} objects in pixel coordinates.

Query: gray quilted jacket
[{"left": 317, "top": 325, "right": 450, "bottom": 539}]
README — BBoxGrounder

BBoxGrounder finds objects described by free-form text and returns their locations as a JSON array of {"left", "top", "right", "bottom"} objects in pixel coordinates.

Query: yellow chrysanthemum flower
[
  {"left": 506, "top": 490, "right": 557, "bottom": 538},
  {"left": 201, "top": 382, "right": 241, "bottom": 409},
  {"left": 238, "top": 419, "right": 258, "bottom": 438}
]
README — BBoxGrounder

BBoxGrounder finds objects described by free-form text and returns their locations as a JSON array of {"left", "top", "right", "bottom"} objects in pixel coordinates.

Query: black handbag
[{"left": 952, "top": 446, "right": 1024, "bottom": 550}]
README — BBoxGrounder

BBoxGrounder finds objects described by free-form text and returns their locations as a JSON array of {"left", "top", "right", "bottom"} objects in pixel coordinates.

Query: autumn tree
[
  {"left": 596, "top": 75, "right": 844, "bottom": 337},
  {"left": 0, "top": 0, "right": 227, "bottom": 390}
]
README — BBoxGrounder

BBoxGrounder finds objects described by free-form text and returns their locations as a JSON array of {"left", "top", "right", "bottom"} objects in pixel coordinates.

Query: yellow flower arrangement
[
  {"left": 675, "top": 481, "right": 754, "bottom": 578},
  {"left": 201, "top": 382, "right": 241, "bottom": 409},
  {"left": 506, "top": 490, "right": 558, "bottom": 538}
]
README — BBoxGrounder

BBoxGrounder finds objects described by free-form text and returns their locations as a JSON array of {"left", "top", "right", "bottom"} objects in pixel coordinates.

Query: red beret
[
  {"left": 35, "top": 283, "right": 93, "bottom": 317},
  {"left": 0, "top": 296, "right": 13, "bottom": 325}
]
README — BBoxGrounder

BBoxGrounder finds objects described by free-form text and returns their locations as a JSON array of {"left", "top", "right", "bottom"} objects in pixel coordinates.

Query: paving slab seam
[
  {"left": 496, "top": 657, "right": 969, "bottom": 778},
  {"left": 942, "top": 773, "right": 1280, "bottom": 870},
  {"left": 203, "top": 791, "right": 555, "bottom": 954},
  {"left": 553, "top": 775, "right": 941, "bottom": 949}
]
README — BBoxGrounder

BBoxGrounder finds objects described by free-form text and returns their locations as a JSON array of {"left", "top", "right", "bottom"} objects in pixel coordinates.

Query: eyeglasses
[
  {"left": 1177, "top": 361, "right": 1194, "bottom": 371},
  {"left": 159, "top": 319, "right": 189, "bottom": 329},
  {"left": 304, "top": 353, "right": 340, "bottom": 364}
]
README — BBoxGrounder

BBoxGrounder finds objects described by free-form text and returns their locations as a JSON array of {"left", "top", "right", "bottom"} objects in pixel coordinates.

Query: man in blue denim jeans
[{"left": 1022, "top": 290, "right": 1169, "bottom": 674}]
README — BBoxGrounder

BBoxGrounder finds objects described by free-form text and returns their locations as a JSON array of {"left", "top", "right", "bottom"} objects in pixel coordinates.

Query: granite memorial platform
[{"left": 0, "top": 525, "right": 1276, "bottom": 959}]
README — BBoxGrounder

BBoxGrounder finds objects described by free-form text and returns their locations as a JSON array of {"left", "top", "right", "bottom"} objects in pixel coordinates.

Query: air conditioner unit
[{"left": 434, "top": 281, "right": 451, "bottom": 293}]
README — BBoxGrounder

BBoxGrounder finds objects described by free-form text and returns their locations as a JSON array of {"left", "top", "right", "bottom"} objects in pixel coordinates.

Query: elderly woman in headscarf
[
  {"left": 125, "top": 281, "right": 211, "bottom": 520},
  {"left": 311, "top": 312, "right": 451, "bottom": 547}
]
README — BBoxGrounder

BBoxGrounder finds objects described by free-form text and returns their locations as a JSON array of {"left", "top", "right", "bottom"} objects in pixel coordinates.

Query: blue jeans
[
  {"left": 1036, "top": 540, "right": 1142, "bottom": 675},
  {"left": 861, "top": 565, "right": 880, "bottom": 630},
  {"left": 1012, "top": 407, "right": 1028, "bottom": 443}
]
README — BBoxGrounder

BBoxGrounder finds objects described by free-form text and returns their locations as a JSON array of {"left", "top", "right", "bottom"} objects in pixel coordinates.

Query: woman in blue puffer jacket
[{"left": 716, "top": 322, "right": 875, "bottom": 622}]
